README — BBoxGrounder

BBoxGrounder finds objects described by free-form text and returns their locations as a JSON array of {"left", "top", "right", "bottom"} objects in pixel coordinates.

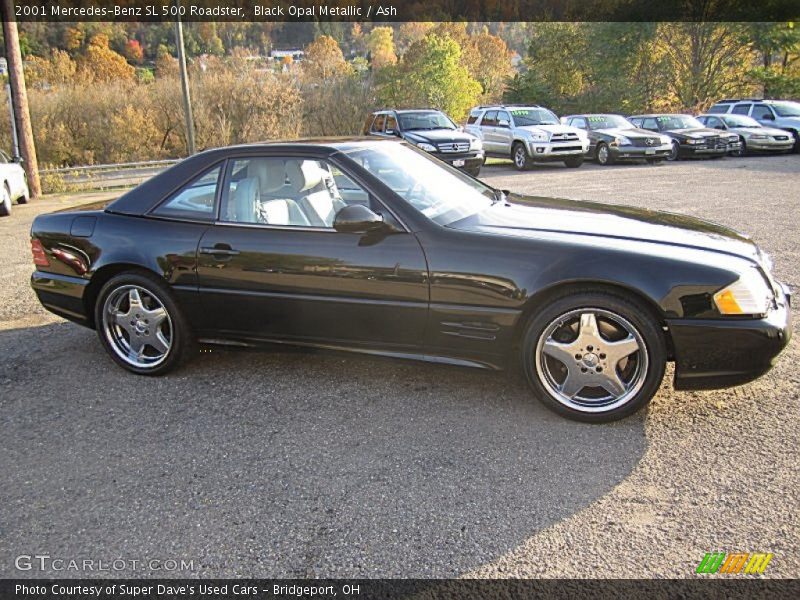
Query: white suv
[
  {"left": 707, "top": 99, "right": 800, "bottom": 152},
  {"left": 465, "top": 104, "right": 590, "bottom": 170},
  {"left": 0, "top": 149, "right": 29, "bottom": 216}
]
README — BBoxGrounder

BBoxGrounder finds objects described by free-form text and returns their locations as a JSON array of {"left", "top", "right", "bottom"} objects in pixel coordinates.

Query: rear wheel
[
  {"left": 95, "top": 271, "right": 193, "bottom": 375},
  {"left": 564, "top": 156, "right": 584, "bottom": 168},
  {"left": 0, "top": 183, "right": 11, "bottom": 217},
  {"left": 512, "top": 142, "right": 533, "bottom": 171},
  {"left": 521, "top": 291, "right": 666, "bottom": 423}
]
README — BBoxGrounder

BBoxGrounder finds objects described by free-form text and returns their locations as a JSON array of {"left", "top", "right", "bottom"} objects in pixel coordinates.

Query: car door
[
  {"left": 195, "top": 153, "right": 430, "bottom": 350},
  {"left": 751, "top": 103, "right": 777, "bottom": 126},
  {"left": 479, "top": 110, "right": 500, "bottom": 153},
  {"left": 495, "top": 110, "right": 514, "bottom": 153}
]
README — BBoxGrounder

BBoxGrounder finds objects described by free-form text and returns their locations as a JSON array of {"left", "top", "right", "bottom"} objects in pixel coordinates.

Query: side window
[
  {"left": 371, "top": 114, "right": 386, "bottom": 133},
  {"left": 481, "top": 110, "right": 498, "bottom": 126},
  {"left": 706, "top": 104, "right": 728, "bottom": 114},
  {"left": 219, "top": 157, "right": 393, "bottom": 230},
  {"left": 152, "top": 164, "right": 221, "bottom": 221},
  {"left": 707, "top": 117, "right": 723, "bottom": 129},
  {"left": 570, "top": 117, "right": 588, "bottom": 130},
  {"left": 497, "top": 111, "right": 511, "bottom": 126},
  {"left": 752, "top": 104, "right": 774, "bottom": 120},
  {"left": 629, "top": 118, "right": 642, "bottom": 127},
  {"left": 466, "top": 110, "right": 482, "bottom": 125},
  {"left": 732, "top": 103, "right": 751, "bottom": 115},
  {"left": 642, "top": 118, "right": 659, "bottom": 131},
  {"left": 0, "top": 149, "right": 9, "bottom": 163},
  {"left": 385, "top": 115, "right": 398, "bottom": 133}
]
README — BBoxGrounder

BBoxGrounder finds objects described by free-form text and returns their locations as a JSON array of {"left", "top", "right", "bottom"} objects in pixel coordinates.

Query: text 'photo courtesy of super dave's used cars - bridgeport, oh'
[{"left": 29, "top": 139, "right": 792, "bottom": 423}]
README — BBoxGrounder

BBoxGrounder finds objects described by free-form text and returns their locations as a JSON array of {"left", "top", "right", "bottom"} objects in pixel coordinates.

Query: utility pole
[
  {"left": 1, "top": 0, "right": 41, "bottom": 198},
  {"left": 174, "top": 1, "right": 196, "bottom": 155}
]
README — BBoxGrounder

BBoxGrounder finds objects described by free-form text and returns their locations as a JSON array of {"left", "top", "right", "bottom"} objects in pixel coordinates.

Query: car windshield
[
  {"left": 772, "top": 101, "right": 800, "bottom": 117},
  {"left": 398, "top": 112, "right": 456, "bottom": 131},
  {"left": 721, "top": 115, "right": 761, "bottom": 128},
  {"left": 508, "top": 108, "right": 560, "bottom": 126},
  {"left": 342, "top": 143, "right": 495, "bottom": 225},
  {"left": 586, "top": 115, "right": 635, "bottom": 130},
  {"left": 657, "top": 115, "right": 704, "bottom": 129}
]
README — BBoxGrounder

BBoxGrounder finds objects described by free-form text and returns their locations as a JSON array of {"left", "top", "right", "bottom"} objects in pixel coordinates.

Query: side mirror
[
  {"left": 334, "top": 204, "right": 385, "bottom": 234},
  {"left": 385, "top": 129, "right": 395, "bottom": 135},
  {"left": 498, "top": 119, "right": 510, "bottom": 128},
  {"left": 761, "top": 113, "right": 775, "bottom": 121}
]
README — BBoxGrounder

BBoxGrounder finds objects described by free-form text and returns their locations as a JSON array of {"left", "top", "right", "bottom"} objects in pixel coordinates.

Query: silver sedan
[{"left": 698, "top": 114, "right": 795, "bottom": 155}]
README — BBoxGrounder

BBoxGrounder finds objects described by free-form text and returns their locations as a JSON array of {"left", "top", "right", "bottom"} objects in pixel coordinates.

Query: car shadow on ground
[{"left": 0, "top": 321, "right": 647, "bottom": 578}]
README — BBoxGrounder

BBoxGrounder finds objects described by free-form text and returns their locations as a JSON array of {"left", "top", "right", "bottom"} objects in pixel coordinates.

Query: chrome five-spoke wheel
[
  {"left": 535, "top": 308, "right": 649, "bottom": 413},
  {"left": 102, "top": 284, "right": 173, "bottom": 369}
]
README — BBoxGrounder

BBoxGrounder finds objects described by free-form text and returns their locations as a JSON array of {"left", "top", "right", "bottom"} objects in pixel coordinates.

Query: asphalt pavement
[{"left": 0, "top": 155, "right": 798, "bottom": 578}]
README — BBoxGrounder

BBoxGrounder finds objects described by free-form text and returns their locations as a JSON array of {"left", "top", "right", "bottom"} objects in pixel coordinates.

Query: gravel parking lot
[{"left": 1, "top": 155, "right": 798, "bottom": 579}]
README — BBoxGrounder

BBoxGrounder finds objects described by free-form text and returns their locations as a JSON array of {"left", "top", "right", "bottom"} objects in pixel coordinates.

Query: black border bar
[
  {"left": 3, "top": 579, "right": 800, "bottom": 600},
  {"left": 6, "top": 0, "right": 800, "bottom": 22}
]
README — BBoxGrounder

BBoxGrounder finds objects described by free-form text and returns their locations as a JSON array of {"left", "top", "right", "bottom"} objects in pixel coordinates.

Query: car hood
[
  {"left": 595, "top": 127, "right": 663, "bottom": 139},
  {"left": 664, "top": 127, "right": 723, "bottom": 139},
  {"left": 515, "top": 124, "right": 582, "bottom": 136},
  {"left": 730, "top": 126, "right": 792, "bottom": 137},
  {"left": 402, "top": 129, "right": 474, "bottom": 144},
  {"left": 450, "top": 194, "right": 760, "bottom": 263}
]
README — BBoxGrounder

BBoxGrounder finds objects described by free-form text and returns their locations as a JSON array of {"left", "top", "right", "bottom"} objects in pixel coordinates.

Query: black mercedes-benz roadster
[{"left": 30, "top": 139, "right": 791, "bottom": 422}]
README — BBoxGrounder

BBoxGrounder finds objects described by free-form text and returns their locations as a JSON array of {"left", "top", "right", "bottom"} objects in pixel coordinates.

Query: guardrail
[{"left": 39, "top": 159, "right": 182, "bottom": 192}]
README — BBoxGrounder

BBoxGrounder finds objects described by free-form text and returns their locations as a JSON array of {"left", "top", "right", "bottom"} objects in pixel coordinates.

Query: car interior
[{"left": 222, "top": 158, "right": 372, "bottom": 228}]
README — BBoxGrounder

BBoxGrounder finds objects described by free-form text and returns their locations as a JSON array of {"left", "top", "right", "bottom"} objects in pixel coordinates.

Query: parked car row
[{"left": 365, "top": 98, "right": 800, "bottom": 174}]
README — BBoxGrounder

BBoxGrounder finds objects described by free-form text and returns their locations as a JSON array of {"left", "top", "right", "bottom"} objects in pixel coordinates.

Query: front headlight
[
  {"left": 613, "top": 135, "right": 632, "bottom": 146},
  {"left": 713, "top": 267, "right": 774, "bottom": 315},
  {"left": 469, "top": 137, "right": 482, "bottom": 150},
  {"left": 686, "top": 138, "right": 703, "bottom": 145},
  {"left": 661, "top": 136, "right": 672, "bottom": 144},
  {"left": 417, "top": 142, "right": 436, "bottom": 152}
]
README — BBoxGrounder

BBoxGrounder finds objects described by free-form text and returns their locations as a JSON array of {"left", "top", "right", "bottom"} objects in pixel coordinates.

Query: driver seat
[{"left": 286, "top": 160, "right": 345, "bottom": 227}]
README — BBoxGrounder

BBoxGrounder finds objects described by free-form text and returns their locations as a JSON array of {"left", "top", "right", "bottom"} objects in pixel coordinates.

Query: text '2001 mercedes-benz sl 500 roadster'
[{"left": 30, "top": 139, "right": 791, "bottom": 422}]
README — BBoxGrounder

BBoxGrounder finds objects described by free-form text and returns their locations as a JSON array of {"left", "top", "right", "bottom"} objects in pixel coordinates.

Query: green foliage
[{"left": 378, "top": 33, "right": 482, "bottom": 121}]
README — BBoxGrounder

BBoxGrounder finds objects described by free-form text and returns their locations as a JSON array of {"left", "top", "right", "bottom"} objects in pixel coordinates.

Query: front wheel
[
  {"left": 512, "top": 142, "right": 533, "bottom": 171},
  {"left": 596, "top": 143, "right": 614, "bottom": 166},
  {"left": 564, "top": 156, "right": 584, "bottom": 168},
  {"left": 667, "top": 141, "right": 680, "bottom": 161},
  {"left": 521, "top": 291, "right": 666, "bottom": 423},
  {"left": 95, "top": 271, "right": 193, "bottom": 375}
]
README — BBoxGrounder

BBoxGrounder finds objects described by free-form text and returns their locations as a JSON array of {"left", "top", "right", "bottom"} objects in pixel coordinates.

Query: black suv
[{"left": 363, "top": 109, "right": 484, "bottom": 176}]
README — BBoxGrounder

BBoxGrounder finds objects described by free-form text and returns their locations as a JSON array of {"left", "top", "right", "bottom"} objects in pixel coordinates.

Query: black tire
[
  {"left": 564, "top": 156, "right": 584, "bottom": 168},
  {"left": 790, "top": 130, "right": 800, "bottom": 154},
  {"left": 94, "top": 271, "right": 194, "bottom": 375},
  {"left": 733, "top": 137, "right": 746, "bottom": 157},
  {"left": 667, "top": 141, "right": 680, "bottom": 161},
  {"left": 520, "top": 290, "right": 667, "bottom": 423},
  {"left": 512, "top": 142, "right": 533, "bottom": 171},
  {"left": 595, "top": 143, "right": 614, "bottom": 166},
  {"left": 0, "top": 183, "right": 11, "bottom": 217}
]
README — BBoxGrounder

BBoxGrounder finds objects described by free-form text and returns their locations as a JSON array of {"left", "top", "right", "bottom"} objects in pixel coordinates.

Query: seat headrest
[
  {"left": 286, "top": 160, "right": 326, "bottom": 193},
  {"left": 248, "top": 159, "right": 285, "bottom": 193},
  {"left": 231, "top": 177, "right": 260, "bottom": 223}
]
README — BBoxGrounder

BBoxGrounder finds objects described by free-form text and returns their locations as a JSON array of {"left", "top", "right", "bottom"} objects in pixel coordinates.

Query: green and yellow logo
[{"left": 696, "top": 552, "right": 773, "bottom": 575}]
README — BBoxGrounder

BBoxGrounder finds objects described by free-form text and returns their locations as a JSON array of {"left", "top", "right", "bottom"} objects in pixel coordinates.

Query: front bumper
[
  {"left": 527, "top": 140, "right": 590, "bottom": 161},
  {"left": 679, "top": 143, "right": 727, "bottom": 157},
  {"left": 430, "top": 150, "right": 484, "bottom": 171},
  {"left": 745, "top": 138, "right": 795, "bottom": 152},
  {"left": 669, "top": 284, "right": 792, "bottom": 390},
  {"left": 610, "top": 144, "right": 672, "bottom": 160}
]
